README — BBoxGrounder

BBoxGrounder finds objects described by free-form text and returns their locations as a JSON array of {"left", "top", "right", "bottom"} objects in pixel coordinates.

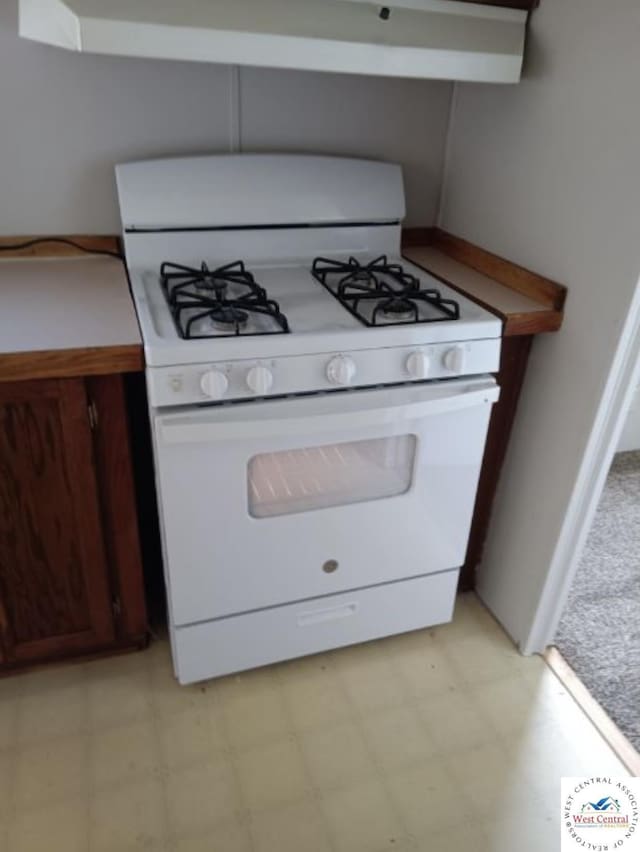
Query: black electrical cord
[{"left": 0, "top": 237, "right": 123, "bottom": 260}]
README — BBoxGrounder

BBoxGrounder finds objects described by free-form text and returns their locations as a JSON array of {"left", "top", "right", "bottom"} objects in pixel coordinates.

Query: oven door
[{"left": 153, "top": 376, "right": 499, "bottom": 627}]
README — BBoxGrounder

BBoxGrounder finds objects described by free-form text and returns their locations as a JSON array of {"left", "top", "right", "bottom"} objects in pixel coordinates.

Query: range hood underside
[{"left": 19, "top": 0, "right": 527, "bottom": 83}]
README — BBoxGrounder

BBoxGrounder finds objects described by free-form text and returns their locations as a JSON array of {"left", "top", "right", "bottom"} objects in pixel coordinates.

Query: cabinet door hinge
[
  {"left": 112, "top": 596, "right": 122, "bottom": 619},
  {"left": 87, "top": 399, "right": 99, "bottom": 430}
]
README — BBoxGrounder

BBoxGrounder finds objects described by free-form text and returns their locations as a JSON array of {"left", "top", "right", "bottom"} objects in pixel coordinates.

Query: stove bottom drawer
[{"left": 170, "top": 569, "right": 458, "bottom": 684}]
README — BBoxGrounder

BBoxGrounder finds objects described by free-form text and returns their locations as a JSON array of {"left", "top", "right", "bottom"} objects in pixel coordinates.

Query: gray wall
[
  {"left": 0, "top": 1, "right": 452, "bottom": 234},
  {"left": 440, "top": 0, "right": 640, "bottom": 646}
]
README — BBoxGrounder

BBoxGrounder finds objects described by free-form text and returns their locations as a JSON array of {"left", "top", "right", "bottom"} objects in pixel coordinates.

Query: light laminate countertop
[{"left": 0, "top": 255, "right": 143, "bottom": 381}]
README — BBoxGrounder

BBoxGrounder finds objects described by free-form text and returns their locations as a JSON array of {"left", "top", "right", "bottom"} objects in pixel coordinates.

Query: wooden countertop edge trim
[
  {"left": 399, "top": 256, "right": 556, "bottom": 335},
  {"left": 0, "top": 344, "right": 144, "bottom": 382},
  {"left": 503, "top": 310, "right": 564, "bottom": 336},
  {"left": 402, "top": 227, "right": 565, "bottom": 336},
  {"left": 402, "top": 227, "right": 567, "bottom": 312},
  {"left": 0, "top": 235, "right": 121, "bottom": 258},
  {"left": 399, "top": 256, "right": 507, "bottom": 331}
]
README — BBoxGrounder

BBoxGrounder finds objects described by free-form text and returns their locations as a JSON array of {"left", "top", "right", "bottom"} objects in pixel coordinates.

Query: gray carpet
[{"left": 555, "top": 450, "right": 640, "bottom": 751}]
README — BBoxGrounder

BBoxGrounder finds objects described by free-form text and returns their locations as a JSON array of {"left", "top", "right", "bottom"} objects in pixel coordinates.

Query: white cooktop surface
[{"left": 130, "top": 255, "right": 501, "bottom": 367}]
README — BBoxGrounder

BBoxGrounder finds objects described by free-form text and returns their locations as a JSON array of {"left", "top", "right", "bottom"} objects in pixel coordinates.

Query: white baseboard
[{"left": 617, "top": 385, "right": 640, "bottom": 452}]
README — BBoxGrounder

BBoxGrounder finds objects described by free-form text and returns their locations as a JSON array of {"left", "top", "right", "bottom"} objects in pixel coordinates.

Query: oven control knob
[
  {"left": 327, "top": 355, "right": 356, "bottom": 386},
  {"left": 406, "top": 351, "right": 430, "bottom": 380},
  {"left": 246, "top": 365, "right": 274, "bottom": 395},
  {"left": 200, "top": 370, "right": 229, "bottom": 399},
  {"left": 443, "top": 345, "right": 466, "bottom": 373}
]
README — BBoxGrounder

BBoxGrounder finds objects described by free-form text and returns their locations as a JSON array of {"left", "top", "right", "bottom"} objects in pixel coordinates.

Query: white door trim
[{"left": 522, "top": 273, "right": 640, "bottom": 655}]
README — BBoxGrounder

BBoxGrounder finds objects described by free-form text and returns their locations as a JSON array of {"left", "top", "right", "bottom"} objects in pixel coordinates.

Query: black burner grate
[
  {"left": 312, "top": 255, "right": 460, "bottom": 327},
  {"left": 160, "top": 260, "right": 290, "bottom": 339}
]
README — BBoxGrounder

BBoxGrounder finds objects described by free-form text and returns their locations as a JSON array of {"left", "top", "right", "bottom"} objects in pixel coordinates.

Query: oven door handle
[{"left": 157, "top": 379, "right": 500, "bottom": 446}]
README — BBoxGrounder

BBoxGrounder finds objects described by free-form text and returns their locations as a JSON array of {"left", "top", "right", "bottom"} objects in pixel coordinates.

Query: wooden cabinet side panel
[
  {"left": 459, "top": 335, "right": 534, "bottom": 590},
  {"left": 88, "top": 374, "right": 147, "bottom": 641},
  {"left": 0, "top": 379, "right": 114, "bottom": 660}
]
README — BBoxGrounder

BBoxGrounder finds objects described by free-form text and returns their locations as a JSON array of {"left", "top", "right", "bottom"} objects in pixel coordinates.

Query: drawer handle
[
  {"left": 297, "top": 602, "right": 359, "bottom": 627},
  {"left": 323, "top": 559, "right": 339, "bottom": 574}
]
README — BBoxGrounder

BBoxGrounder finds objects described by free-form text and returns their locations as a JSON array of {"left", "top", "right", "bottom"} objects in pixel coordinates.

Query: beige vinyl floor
[{"left": 0, "top": 593, "right": 628, "bottom": 852}]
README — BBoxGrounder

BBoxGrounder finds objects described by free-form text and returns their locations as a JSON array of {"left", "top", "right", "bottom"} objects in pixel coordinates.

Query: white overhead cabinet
[{"left": 19, "top": 0, "right": 527, "bottom": 83}]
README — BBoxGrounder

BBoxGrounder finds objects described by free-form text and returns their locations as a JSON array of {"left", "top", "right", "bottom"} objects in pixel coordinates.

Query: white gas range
[{"left": 116, "top": 154, "right": 501, "bottom": 684}]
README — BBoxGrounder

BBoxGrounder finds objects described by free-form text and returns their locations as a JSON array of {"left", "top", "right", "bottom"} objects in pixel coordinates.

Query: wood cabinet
[{"left": 0, "top": 373, "right": 147, "bottom": 670}]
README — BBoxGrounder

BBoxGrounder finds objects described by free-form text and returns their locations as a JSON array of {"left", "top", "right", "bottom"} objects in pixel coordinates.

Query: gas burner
[
  {"left": 161, "top": 260, "right": 261, "bottom": 302},
  {"left": 160, "top": 260, "right": 290, "bottom": 339},
  {"left": 352, "top": 270, "right": 375, "bottom": 282},
  {"left": 312, "top": 255, "right": 419, "bottom": 297},
  {"left": 312, "top": 255, "right": 459, "bottom": 327},
  {"left": 347, "top": 268, "right": 379, "bottom": 289},
  {"left": 194, "top": 264, "right": 229, "bottom": 294},
  {"left": 378, "top": 298, "right": 418, "bottom": 323},
  {"left": 210, "top": 306, "right": 249, "bottom": 330}
]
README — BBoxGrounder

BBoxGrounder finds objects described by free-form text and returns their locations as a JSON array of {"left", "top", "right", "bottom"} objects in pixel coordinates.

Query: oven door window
[{"left": 248, "top": 434, "right": 416, "bottom": 518}]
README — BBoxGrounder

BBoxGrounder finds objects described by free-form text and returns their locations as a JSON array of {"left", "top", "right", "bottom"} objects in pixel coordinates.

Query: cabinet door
[{"left": 0, "top": 378, "right": 115, "bottom": 663}]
